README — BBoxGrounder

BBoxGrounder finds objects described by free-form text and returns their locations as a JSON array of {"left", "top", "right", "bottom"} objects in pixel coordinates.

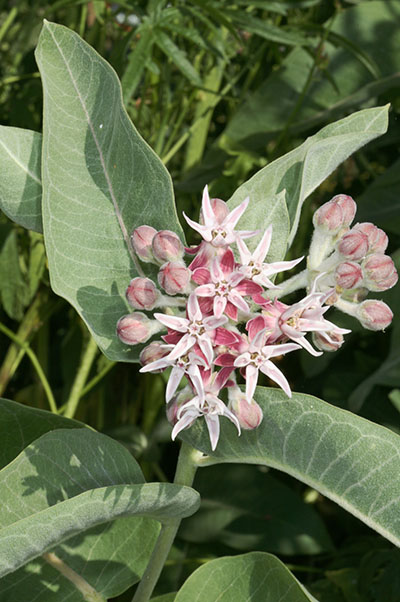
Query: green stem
[
  {"left": 268, "top": 269, "right": 308, "bottom": 300},
  {"left": 0, "top": 322, "right": 57, "bottom": 413},
  {"left": 131, "top": 442, "right": 200, "bottom": 602},
  {"left": 63, "top": 336, "right": 99, "bottom": 419},
  {"left": 0, "top": 6, "right": 17, "bottom": 45}
]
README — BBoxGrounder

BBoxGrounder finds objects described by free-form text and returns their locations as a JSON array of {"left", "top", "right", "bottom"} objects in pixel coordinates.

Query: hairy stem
[
  {"left": 63, "top": 336, "right": 99, "bottom": 419},
  {"left": 131, "top": 442, "right": 201, "bottom": 602}
]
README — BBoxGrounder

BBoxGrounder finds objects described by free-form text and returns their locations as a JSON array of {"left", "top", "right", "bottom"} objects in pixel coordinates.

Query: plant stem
[
  {"left": 43, "top": 552, "right": 106, "bottom": 602},
  {"left": 0, "top": 322, "right": 57, "bottom": 413},
  {"left": 63, "top": 336, "right": 99, "bottom": 419},
  {"left": 268, "top": 269, "right": 308, "bottom": 299},
  {"left": 131, "top": 442, "right": 201, "bottom": 602}
]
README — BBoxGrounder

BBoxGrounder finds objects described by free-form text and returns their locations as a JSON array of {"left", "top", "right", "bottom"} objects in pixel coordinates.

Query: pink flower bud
[
  {"left": 139, "top": 341, "right": 169, "bottom": 368},
  {"left": 117, "top": 312, "right": 158, "bottom": 345},
  {"left": 131, "top": 225, "right": 157, "bottom": 263},
  {"left": 362, "top": 254, "right": 398, "bottom": 291},
  {"left": 335, "top": 261, "right": 363, "bottom": 290},
  {"left": 353, "top": 222, "right": 388, "bottom": 254},
  {"left": 200, "top": 197, "right": 229, "bottom": 225},
  {"left": 229, "top": 394, "right": 263, "bottom": 430},
  {"left": 337, "top": 229, "right": 369, "bottom": 260},
  {"left": 312, "top": 331, "right": 344, "bottom": 352},
  {"left": 357, "top": 300, "right": 393, "bottom": 331},
  {"left": 126, "top": 277, "right": 159, "bottom": 310},
  {"left": 158, "top": 261, "right": 191, "bottom": 295},
  {"left": 152, "top": 230, "right": 184, "bottom": 262},
  {"left": 313, "top": 194, "right": 356, "bottom": 232}
]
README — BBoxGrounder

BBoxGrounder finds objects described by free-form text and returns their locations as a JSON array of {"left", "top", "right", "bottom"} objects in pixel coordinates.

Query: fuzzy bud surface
[
  {"left": 126, "top": 277, "right": 159, "bottom": 310},
  {"left": 158, "top": 261, "right": 191, "bottom": 295},
  {"left": 152, "top": 230, "right": 184, "bottom": 263}
]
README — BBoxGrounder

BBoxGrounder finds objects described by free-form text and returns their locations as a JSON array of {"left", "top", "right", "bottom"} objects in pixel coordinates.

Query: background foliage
[{"left": 0, "top": 1, "right": 399, "bottom": 600}]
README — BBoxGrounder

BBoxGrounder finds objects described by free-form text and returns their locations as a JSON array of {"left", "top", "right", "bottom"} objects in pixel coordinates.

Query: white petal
[
  {"left": 236, "top": 236, "right": 252, "bottom": 264},
  {"left": 166, "top": 366, "right": 184, "bottom": 402},
  {"left": 234, "top": 352, "right": 251, "bottom": 367},
  {"left": 183, "top": 212, "right": 212, "bottom": 242},
  {"left": 205, "top": 414, "right": 220, "bottom": 451},
  {"left": 171, "top": 410, "right": 198, "bottom": 440},
  {"left": 198, "top": 335, "right": 214, "bottom": 366},
  {"left": 154, "top": 312, "right": 189, "bottom": 333},
  {"left": 260, "top": 361, "right": 292, "bottom": 397},
  {"left": 245, "top": 364, "right": 259, "bottom": 402},
  {"left": 166, "top": 335, "right": 195, "bottom": 361},
  {"left": 201, "top": 185, "right": 215, "bottom": 226},
  {"left": 187, "top": 293, "right": 202, "bottom": 321},
  {"left": 253, "top": 226, "right": 272, "bottom": 264},
  {"left": 214, "top": 295, "right": 227, "bottom": 318},
  {"left": 195, "top": 284, "right": 216, "bottom": 297},
  {"left": 223, "top": 196, "right": 249, "bottom": 229}
]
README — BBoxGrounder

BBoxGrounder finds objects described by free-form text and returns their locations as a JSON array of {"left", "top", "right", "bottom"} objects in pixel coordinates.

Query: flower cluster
[{"left": 117, "top": 188, "right": 397, "bottom": 450}]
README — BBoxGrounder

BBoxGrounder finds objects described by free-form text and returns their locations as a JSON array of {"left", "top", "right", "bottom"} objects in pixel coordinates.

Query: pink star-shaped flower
[
  {"left": 193, "top": 249, "right": 262, "bottom": 320},
  {"left": 237, "top": 225, "right": 303, "bottom": 288},
  {"left": 233, "top": 329, "right": 300, "bottom": 401},
  {"left": 153, "top": 293, "right": 227, "bottom": 365},
  {"left": 183, "top": 185, "right": 258, "bottom": 248},
  {"left": 171, "top": 368, "right": 240, "bottom": 450}
]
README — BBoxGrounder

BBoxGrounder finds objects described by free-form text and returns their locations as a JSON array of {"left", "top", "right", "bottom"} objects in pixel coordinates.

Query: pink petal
[
  {"left": 236, "top": 236, "right": 251, "bottom": 264},
  {"left": 215, "top": 352, "right": 236, "bottom": 367},
  {"left": 214, "top": 327, "right": 238, "bottom": 345},
  {"left": 187, "top": 365, "right": 205, "bottom": 402},
  {"left": 214, "top": 295, "right": 227, "bottom": 318},
  {"left": 249, "top": 328, "right": 267, "bottom": 350},
  {"left": 205, "top": 414, "right": 220, "bottom": 451},
  {"left": 260, "top": 361, "right": 292, "bottom": 397},
  {"left": 225, "top": 301, "right": 238, "bottom": 321},
  {"left": 234, "top": 352, "right": 251, "bottom": 368},
  {"left": 265, "top": 256, "right": 303, "bottom": 274},
  {"left": 195, "top": 283, "right": 216, "bottom": 297},
  {"left": 189, "top": 250, "right": 210, "bottom": 271},
  {"left": 204, "top": 316, "right": 228, "bottom": 331},
  {"left": 188, "top": 293, "right": 202, "bottom": 321},
  {"left": 171, "top": 411, "right": 198, "bottom": 440},
  {"left": 199, "top": 297, "right": 214, "bottom": 315},
  {"left": 192, "top": 267, "right": 211, "bottom": 285},
  {"left": 198, "top": 336, "right": 214, "bottom": 366},
  {"left": 139, "top": 357, "right": 170, "bottom": 373},
  {"left": 237, "top": 279, "right": 263, "bottom": 295},
  {"left": 166, "top": 366, "right": 184, "bottom": 402},
  {"left": 201, "top": 185, "right": 215, "bottom": 226},
  {"left": 223, "top": 197, "right": 249, "bottom": 229},
  {"left": 245, "top": 364, "right": 259, "bottom": 402},
  {"left": 253, "top": 226, "right": 272, "bottom": 264},
  {"left": 219, "top": 249, "right": 235, "bottom": 276},
  {"left": 210, "top": 256, "right": 224, "bottom": 282},
  {"left": 166, "top": 335, "right": 195, "bottom": 361},
  {"left": 239, "top": 230, "right": 259, "bottom": 239},
  {"left": 247, "top": 316, "right": 267, "bottom": 341},
  {"left": 163, "top": 331, "right": 182, "bottom": 344},
  {"left": 215, "top": 366, "right": 235, "bottom": 390},
  {"left": 228, "top": 290, "right": 250, "bottom": 314},
  {"left": 183, "top": 213, "right": 212, "bottom": 241},
  {"left": 154, "top": 312, "right": 188, "bottom": 333},
  {"left": 264, "top": 342, "right": 300, "bottom": 359}
]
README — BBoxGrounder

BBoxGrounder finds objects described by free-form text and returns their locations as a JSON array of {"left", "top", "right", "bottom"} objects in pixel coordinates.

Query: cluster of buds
[{"left": 117, "top": 188, "right": 397, "bottom": 450}]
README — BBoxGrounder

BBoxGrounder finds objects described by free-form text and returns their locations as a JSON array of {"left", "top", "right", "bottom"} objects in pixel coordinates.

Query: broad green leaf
[
  {"left": 35, "top": 21, "right": 184, "bottom": 362},
  {"left": 0, "top": 397, "right": 84, "bottom": 470},
  {"left": 0, "top": 429, "right": 200, "bottom": 599},
  {"left": 151, "top": 595, "right": 177, "bottom": 602},
  {"left": 356, "top": 158, "right": 400, "bottom": 235},
  {"left": 174, "top": 552, "right": 316, "bottom": 601},
  {"left": 179, "top": 464, "right": 332, "bottom": 555},
  {"left": 0, "top": 229, "right": 31, "bottom": 320},
  {"left": 181, "top": 387, "right": 400, "bottom": 548},
  {"left": 0, "top": 126, "right": 42, "bottom": 233},
  {"left": 227, "top": 105, "right": 388, "bottom": 256}
]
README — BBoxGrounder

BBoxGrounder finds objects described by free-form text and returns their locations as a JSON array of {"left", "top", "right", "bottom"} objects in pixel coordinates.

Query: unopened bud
[
  {"left": 131, "top": 225, "right": 157, "bottom": 263},
  {"left": 313, "top": 194, "right": 356, "bottom": 233},
  {"left": 312, "top": 331, "right": 344, "bottom": 352},
  {"left": 126, "top": 277, "right": 160, "bottom": 310},
  {"left": 229, "top": 393, "right": 263, "bottom": 430},
  {"left": 152, "top": 230, "right": 184, "bottom": 263},
  {"left": 200, "top": 197, "right": 229, "bottom": 225},
  {"left": 335, "top": 261, "right": 363, "bottom": 289},
  {"left": 357, "top": 300, "right": 393, "bottom": 331},
  {"left": 337, "top": 229, "right": 369, "bottom": 260},
  {"left": 139, "top": 341, "right": 169, "bottom": 368},
  {"left": 362, "top": 254, "right": 398, "bottom": 291},
  {"left": 353, "top": 222, "right": 388, "bottom": 254},
  {"left": 158, "top": 261, "right": 191, "bottom": 295},
  {"left": 117, "top": 312, "right": 160, "bottom": 345}
]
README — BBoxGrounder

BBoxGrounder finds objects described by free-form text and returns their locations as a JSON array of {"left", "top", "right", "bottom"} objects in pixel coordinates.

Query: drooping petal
[
  {"left": 263, "top": 342, "right": 301, "bottom": 359},
  {"left": 214, "top": 327, "right": 238, "bottom": 346},
  {"left": 198, "top": 335, "right": 214, "bottom": 366},
  {"left": 233, "top": 352, "right": 251, "bottom": 368},
  {"left": 171, "top": 409, "right": 199, "bottom": 440},
  {"left": 154, "top": 312, "right": 188, "bottom": 333},
  {"left": 295, "top": 335, "right": 323, "bottom": 357},
  {"left": 214, "top": 366, "right": 236, "bottom": 390},
  {"left": 205, "top": 413, "right": 221, "bottom": 451},
  {"left": 260, "top": 360, "right": 292, "bottom": 397},
  {"left": 245, "top": 363, "right": 259, "bottom": 402},
  {"left": 224, "top": 301, "right": 238, "bottom": 321},
  {"left": 215, "top": 352, "right": 237, "bottom": 367},
  {"left": 246, "top": 315, "right": 267, "bottom": 341},
  {"left": 228, "top": 289, "right": 250, "bottom": 314},
  {"left": 139, "top": 356, "right": 171, "bottom": 373},
  {"left": 187, "top": 364, "right": 205, "bottom": 402},
  {"left": 219, "top": 248, "right": 235, "bottom": 276},
  {"left": 237, "top": 279, "right": 263, "bottom": 295},
  {"left": 166, "top": 366, "right": 185, "bottom": 402}
]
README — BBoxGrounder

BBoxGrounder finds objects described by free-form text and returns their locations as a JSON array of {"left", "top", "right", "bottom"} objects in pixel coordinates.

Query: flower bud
[
  {"left": 131, "top": 225, "right": 157, "bottom": 263},
  {"left": 313, "top": 194, "right": 356, "bottom": 233},
  {"left": 139, "top": 341, "right": 169, "bottom": 368},
  {"left": 158, "top": 261, "right": 191, "bottom": 295},
  {"left": 126, "top": 277, "right": 160, "bottom": 310},
  {"left": 312, "top": 331, "right": 344, "bottom": 352},
  {"left": 335, "top": 261, "right": 363, "bottom": 290},
  {"left": 357, "top": 300, "right": 393, "bottom": 331},
  {"left": 361, "top": 254, "right": 398, "bottom": 291},
  {"left": 337, "top": 229, "right": 369, "bottom": 260},
  {"left": 117, "top": 312, "right": 160, "bottom": 345},
  {"left": 353, "top": 222, "right": 388, "bottom": 254},
  {"left": 229, "top": 393, "right": 263, "bottom": 430},
  {"left": 152, "top": 230, "right": 184, "bottom": 263},
  {"left": 200, "top": 197, "right": 229, "bottom": 225},
  {"left": 166, "top": 387, "right": 194, "bottom": 425}
]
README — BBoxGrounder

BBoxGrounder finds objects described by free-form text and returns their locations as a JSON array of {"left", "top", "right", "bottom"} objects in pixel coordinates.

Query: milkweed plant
[{"left": 0, "top": 20, "right": 399, "bottom": 602}]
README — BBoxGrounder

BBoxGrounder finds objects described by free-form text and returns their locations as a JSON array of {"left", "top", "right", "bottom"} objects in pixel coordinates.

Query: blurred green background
[{"left": 0, "top": 1, "right": 400, "bottom": 600}]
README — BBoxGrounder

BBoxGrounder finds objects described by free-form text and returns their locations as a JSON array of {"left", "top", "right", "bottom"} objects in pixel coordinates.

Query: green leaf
[
  {"left": 0, "top": 126, "right": 42, "bottom": 233},
  {"left": 179, "top": 464, "right": 333, "bottom": 555},
  {"left": 0, "top": 397, "right": 85, "bottom": 470},
  {"left": 227, "top": 105, "right": 389, "bottom": 255},
  {"left": 227, "top": 12, "right": 310, "bottom": 46},
  {"left": 0, "top": 428, "right": 200, "bottom": 599},
  {"left": 0, "top": 229, "right": 31, "bottom": 320},
  {"left": 35, "top": 21, "right": 184, "bottom": 362},
  {"left": 121, "top": 26, "right": 154, "bottom": 104},
  {"left": 174, "top": 552, "right": 316, "bottom": 601},
  {"left": 155, "top": 30, "right": 202, "bottom": 87},
  {"left": 180, "top": 387, "right": 400, "bottom": 548}
]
